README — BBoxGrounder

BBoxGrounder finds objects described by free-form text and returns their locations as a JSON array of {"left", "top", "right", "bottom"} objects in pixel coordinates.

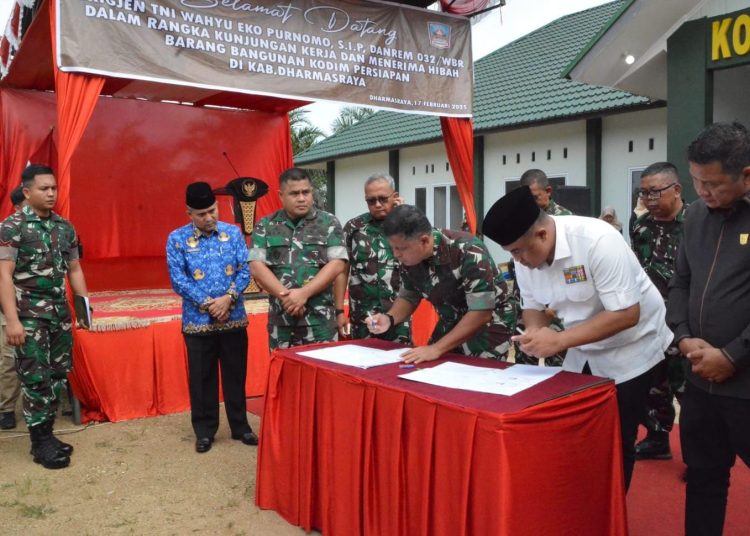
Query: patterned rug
[{"left": 88, "top": 289, "right": 269, "bottom": 332}]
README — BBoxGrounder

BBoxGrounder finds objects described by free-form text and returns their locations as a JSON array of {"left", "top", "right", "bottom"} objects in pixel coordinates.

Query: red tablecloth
[
  {"left": 69, "top": 313, "right": 271, "bottom": 423},
  {"left": 67, "top": 300, "right": 440, "bottom": 424},
  {"left": 256, "top": 340, "right": 628, "bottom": 535}
]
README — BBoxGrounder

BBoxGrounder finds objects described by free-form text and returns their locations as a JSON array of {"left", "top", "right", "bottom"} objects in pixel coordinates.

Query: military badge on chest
[{"left": 563, "top": 265, "right": 588, "bottom": 284}]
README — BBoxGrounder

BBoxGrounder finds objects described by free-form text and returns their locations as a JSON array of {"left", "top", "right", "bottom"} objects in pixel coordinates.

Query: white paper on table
[
  {"left": 398, "top": 361, "right": 560, "bottom": 396},
  {"left": 297, "top": 344, "right": 408, "bottom": 369}
]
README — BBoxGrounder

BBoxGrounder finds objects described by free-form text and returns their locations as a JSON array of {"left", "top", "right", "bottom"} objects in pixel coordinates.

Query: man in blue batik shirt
[{"left": 166, "top": 182, "right": 256, "bottom": 453}]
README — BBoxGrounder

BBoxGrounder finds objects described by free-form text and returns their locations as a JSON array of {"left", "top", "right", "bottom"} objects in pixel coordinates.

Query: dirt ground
[{"left": 0, "top": 405, "right": 311, "bottom": 535}]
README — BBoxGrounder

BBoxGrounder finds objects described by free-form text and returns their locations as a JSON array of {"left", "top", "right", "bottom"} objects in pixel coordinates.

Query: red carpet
[{"left": 628, "top": 425, "right": 750, "bottom": 535}]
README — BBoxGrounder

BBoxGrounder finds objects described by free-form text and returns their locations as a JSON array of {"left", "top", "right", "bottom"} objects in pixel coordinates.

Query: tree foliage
[
  {"left": 289, "top": 109, "right": 325, "bottom": 156},
  {"left": 330, "top": 106, "right": 375, "bottom": 134}
]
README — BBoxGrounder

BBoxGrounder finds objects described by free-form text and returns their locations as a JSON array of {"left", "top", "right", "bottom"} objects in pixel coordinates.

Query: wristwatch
[
  {"left": 384, "top": 313, "right": 395, "bottom": 328},
  {"left": 335, "top": 308, "right": 345, "bottom": 316}
]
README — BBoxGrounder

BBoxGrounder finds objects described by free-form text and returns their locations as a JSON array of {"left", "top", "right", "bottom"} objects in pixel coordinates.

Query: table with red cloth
[
  {"left": 256, "top": 339, "right": 628, "bottom": 536},
  {"left": 69, "top": 312, "right": 271, "bottom": 423},
  {"left": 68, "top": 291, "right": 439, "bottom": 424}
]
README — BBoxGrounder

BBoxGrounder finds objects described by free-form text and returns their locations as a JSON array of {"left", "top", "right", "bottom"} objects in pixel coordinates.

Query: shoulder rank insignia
[
  {"left": 193, "top": 268, "right": 205, "bottom": 280},
  {"left": 187, "top": 236, "right": 199, "bottom": 248},
  {"left": 225, "top": 264, "right": 234, "bottom": 276},
  {"left": 219, "top": 232, "right": 230, "bottom": 242}
]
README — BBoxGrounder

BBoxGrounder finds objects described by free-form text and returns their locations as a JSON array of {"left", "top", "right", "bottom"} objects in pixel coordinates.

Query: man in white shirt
[{"left": 483, "top": 186, "right": 672, "bottom": 490}]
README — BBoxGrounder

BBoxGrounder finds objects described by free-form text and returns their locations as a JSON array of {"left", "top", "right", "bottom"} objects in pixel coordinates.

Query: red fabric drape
[
  {"left": 29, "top": 126, "right": 58, "bottom": 174},
  {"left": 49, "top": 0, "right": 104, "bottom": 219},
  {"left": 0, "top": 89, "right": 57, "bottom": 218},
  {"left": 441, "top": 117, "right": 477, "bottom": 234},
  {"left": 69, "top": 312, "right": 271, "bottom": 423}
]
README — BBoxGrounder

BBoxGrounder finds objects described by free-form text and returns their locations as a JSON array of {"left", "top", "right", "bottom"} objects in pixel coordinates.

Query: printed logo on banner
[
  {"left": 428, "top": 22, "right": 451, "bottom": 49},
  {"left": 563, "top": 265, "right": 588, "bottom": 284}
]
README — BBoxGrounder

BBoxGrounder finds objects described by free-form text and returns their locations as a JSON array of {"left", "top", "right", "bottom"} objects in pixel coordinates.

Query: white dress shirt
[{"left": 515, "top": 216, "right": 672, "bottom": 384}]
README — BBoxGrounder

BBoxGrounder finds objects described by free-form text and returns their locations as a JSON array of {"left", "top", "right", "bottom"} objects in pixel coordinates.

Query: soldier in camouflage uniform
[
  {"left": 0, "top": 165, "right": 90, "bottom": 470},
  {"left": 630, "top": 162, "right": 687, "bottom": 460},
  {"left": 0, "top": 186, "right": 26, "bottom": 431},
  {"left": 336, "top": 173, "right": 410, "bottom": 343},
  {"left": 368, "top": 205, "right": 516, "bottom": 363},
  {"left": 249, "top": 168, "right": 347, "bottom": 350},
  {"left": 513, "top": 169, "right": 572, "bottom": 366},
  {"left": 519, "top": 169, "right": 573, "bottom": 216}
]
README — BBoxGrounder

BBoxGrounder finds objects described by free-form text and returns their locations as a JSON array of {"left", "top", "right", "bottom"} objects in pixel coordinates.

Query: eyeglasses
[
  {"left": 637, "top": 183, "right": 678, "bottom": 199},
  {"left": 365, "top": 194, "right": 393, "bottom": 206}
]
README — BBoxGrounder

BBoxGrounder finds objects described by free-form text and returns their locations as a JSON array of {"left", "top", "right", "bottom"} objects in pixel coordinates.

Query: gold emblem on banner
[
  {"left": 242, "top": 180, "right": 257, "bottom": 198},
  {"left": 225, "top": 264, "right": 234, "bottom": 276},
  {"left": 219, "top": 232, "right": 230, "bottom": 242},
  {"left": 741, "top": 233, "right": 748, "bottom": 246},
  {"left": 186, "top": 236, "right": 199, "bottom": 248},
  {"left": 193, "top": 269, "right": 205, "bottom": 280}
]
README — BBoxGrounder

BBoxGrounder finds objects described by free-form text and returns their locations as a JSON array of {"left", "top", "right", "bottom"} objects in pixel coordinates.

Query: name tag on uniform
[{"left": 563, "top": 265, "right": 588, "bottom": 284}]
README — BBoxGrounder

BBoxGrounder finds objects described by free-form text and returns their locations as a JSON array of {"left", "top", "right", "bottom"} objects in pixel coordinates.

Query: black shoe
[
  {"left": 50, "top": 434, "right": 74, "bottom": 456},
  {"left": 635, "top": 433, "right": 672, "bottom": 460},
  {"left": 231, "top": 431, "right": 259, "bottom": 446},
  {"left": 195, "top": 437, "right": 213, "bottom": 453},
  {"left": 29, "top": 425, "right": 70, "bottom": 470},
  {"left": 28, "top": 421, "right": 74, "bottom": 457},
  {"left": 49, "top": 418, "right": 73, "bottom": 456},
  {"left": 0, "top": 411, "right": 16, "bottom": 430}
]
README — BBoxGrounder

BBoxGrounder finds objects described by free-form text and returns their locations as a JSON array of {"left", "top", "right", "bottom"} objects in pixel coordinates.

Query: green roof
[{"left": 296, "top": 0, "right": 653, "bottom": 165}]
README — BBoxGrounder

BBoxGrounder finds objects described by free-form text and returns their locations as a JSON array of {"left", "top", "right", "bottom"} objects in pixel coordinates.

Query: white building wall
[
  {"left": 692, "top": 0, "right": 750, "bottom": 18},
  {"left": 333, "top": 152, "right": 389, "bottom": 225},
  {"left": 601, "top": 107, "right": 667, "bottom": 241},
  {"left": 328, "top": 108, "right": 667, "bottom": 262},
  {"left": 482, "top": 121, "right": 588, "bottom": 262},
  {"left": 398, "top": 142, "right": 452, "bottom": 206}
]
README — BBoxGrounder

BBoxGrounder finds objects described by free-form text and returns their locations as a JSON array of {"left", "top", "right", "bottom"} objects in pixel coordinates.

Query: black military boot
[
  {"left": 28, "top": 420, "right": 74, "bottom": 456},
  {"left": 635, "top": 431, "right": 671, "bottom": 460},
  {"left": 30, "top": 423, "right": 70, "bottom": 469},
  {"left": 0, "top": 410, "right": 16, "bottom": 429},
  {"left": 49, "top": 417, "right": 74, "bottom": 456}
]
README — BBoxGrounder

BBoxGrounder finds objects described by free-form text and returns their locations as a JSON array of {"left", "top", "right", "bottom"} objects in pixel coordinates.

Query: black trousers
[
  {"left": 615, "top": 364, "right": 657, "bottom": 491},
  {"left": 680, "top": 381, "right": 750, "bottom": 536},
  {"left": 184, "top": 330, "right": 251, "bottom": 439},
  {"left": 584, "top": 361, "right": 656, "bottom": 491}
]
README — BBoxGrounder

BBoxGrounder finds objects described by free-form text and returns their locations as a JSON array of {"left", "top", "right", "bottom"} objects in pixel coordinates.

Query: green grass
[{"left": 18, "top": 502, "right": 57, "bottom": 519}]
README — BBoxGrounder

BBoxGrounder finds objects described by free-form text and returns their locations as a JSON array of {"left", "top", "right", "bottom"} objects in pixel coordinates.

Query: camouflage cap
[{"left": 483, "top": 186, "right": 540, "bottom": 246}]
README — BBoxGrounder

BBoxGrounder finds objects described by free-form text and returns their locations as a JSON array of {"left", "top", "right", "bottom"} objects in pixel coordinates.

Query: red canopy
[{"left": 0, "top": 0, "right": 477, "bottom": 258}]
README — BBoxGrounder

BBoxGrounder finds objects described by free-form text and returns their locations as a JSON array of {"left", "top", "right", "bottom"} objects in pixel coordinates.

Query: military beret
[
  {"left": 482, "top": 186, "right": 541, "bottom": 246},
  {"left": 186, "top": 181, "right": 216, "bottom": 210}
]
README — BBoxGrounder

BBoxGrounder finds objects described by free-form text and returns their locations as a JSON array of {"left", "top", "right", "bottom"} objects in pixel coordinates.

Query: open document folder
[
  {"left": 399, "top": 361, "right": 560, "bottom": 396},
  {"left": 297, "top": 344, "right": 408, "bottom": 369}
]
